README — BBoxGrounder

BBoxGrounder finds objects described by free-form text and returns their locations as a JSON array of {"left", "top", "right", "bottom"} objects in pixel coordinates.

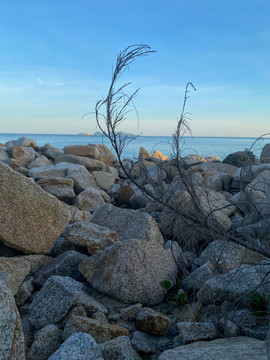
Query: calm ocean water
[{"left": 0, "top": 133, "right": 268, "bottom": 161}]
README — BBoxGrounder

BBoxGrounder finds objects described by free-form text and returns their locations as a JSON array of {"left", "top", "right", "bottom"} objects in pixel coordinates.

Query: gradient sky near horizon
[{"left": 1, "top": 0, "right": 270, "bottom": 137}]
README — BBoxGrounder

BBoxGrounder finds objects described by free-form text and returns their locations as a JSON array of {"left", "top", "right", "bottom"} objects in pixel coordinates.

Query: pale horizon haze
[{"left": 1, "top": 1, "right": 270, "bottom": 137}]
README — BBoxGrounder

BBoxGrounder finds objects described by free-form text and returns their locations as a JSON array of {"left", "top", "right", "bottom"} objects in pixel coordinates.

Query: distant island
[
  {"left": 78, "top": 133, "right": 92, "bottom": 136},
  {"left": 93, "top": 131, "right": 136, "bottom": 137}
]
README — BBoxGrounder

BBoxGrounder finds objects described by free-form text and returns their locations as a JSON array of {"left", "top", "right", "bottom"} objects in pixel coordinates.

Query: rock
[
  {"left": 182, "top": 154, "right": 206, "bottom": 167},
  {"left": 63, "top": 315, "right": 129, "bottom": 343},
  {"left": 129, "top": 190, "right": 149, "bottom": 209},
  {"left": 75, "top": 187, "right": 106, "bottom": 212},
  {"left": 37, "top": 177, "right": 76, "bottom": 204},
  {"left": 91, "top": 204, "right": 164, "bottom": 245},
  {"left": 98, "top": 336, "right": 142, "bottom": 360},
  {"left": 0, "top": 147, "right": 10, "bottom": 163},
  {"left": 196, "top": 239, "right": 265, "bottom": 273},
  {"left": 181, "top": 262, "right": 217, "bottom": 290},
  {"left": 151, "top": 150, "right": 169, "bottom": 161},
  {"left": 176, "top": 321, "right": 218, "bottom": 344},
  {"left": 0, "top": 162, "right": 70, "bottom": 254},
  {"left": 29, "top": 275, "right": 82, "bottom": 329},
  {"left": 42, "top": 144, "right": 64, "bottom": 160},
  {"left": 0, "top": 279, "right": 25, "bottom": 359},
  {"left": 117, "top": 185, "right": 135, "bottom": 205},
  {"left": 95, "top": 144, "right": 118, "bottom": 166},
  {"left": 66, "top": 165, "right": 97, "bottom": 193},
  {"left": 14, "top": 276, "right": 34, "bottom": 307},
  {"left": 158, "top": 336, "right": 267, "bottom": 360},
  {"left": 93, "top": 170, "right": 116, "bottom": 191},
  {"left": 33, "top": 250, "right": 87, "bottom": 288},
  {"left": 27, "top": 155, "right": 51, "bottom": 169},
  {"left": 21, "top": 255, "right": 52, "bottom": 275},
  {"left": 5, "top": 136, "right": 37, "bottom": 149},
  {"left": 79, "top": 239, "right": 178, "bottom": 305},
  {"left": 131, "top": 160, "right": 156, "bottom": 179},
  {"left": 131, "top": 331, "right": 172, "bottom": 354},
  {"left": 75, "top": 290, "right": 108, "bottom": 315},
  {"left": 65, "top": 221, "right": 119, "bottom": 255},
  {"left": 71, "top": 209, "right": 92, "bottom": 222},
  {"left": 119, "top": 304, "right": 143, "bottom": 321},
  {"left": 54, "top": 154, "right": 106, "bottom": 172},
  {"left": 135, "top": 307, "right": 171, "bottom": 336},
  {"left": 139, "top": 147, "right": 150, "bottom": 160},
  {"left": 0, "top": 256, "right": 31, "bottom": 294},
  {"left": 48, "top": 332, "right": 104, "bottom": 360},
  {"left": 177, "top": 302, "right": 202, "bottom": 323},
  {"left": 261, "top": 143, "right": 270, "bottom": 163},
  {"left": 64, "top": 145, "right": 100, "bottom": 159},
  {"left": 197, "top": 264, "right": 270, "bottom": 305},
  {"left": 8, "top": 146, "right": 36, "bottom": 165},
  {"left": 26, "top": 324, "right": 62, "bottom": 360},
  {"left": 223, "top": 151, "right": 255, "bottom": 168},
  {"left": 29, "top": 162, "right": 70, "bottom": 179}
]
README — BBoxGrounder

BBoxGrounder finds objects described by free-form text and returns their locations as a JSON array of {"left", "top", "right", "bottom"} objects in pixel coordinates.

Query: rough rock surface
[
  {"left": 98, "top": 336, "right": 142, "bottom": 360},
  {"left": 158, "top": 336, "right": 267, "bottom": 360},
  {"left": 79, "top": 239, "right": 177, "bottom": 305},
  {"left": 91, "top": 204, "right": 164, "bottom": 245},
  {"left": 0, "top": 280, "right": 25, "bottom": 360},
  {"left": 75, "top": 187, "right": 106, "bottom": 212},
  {"left": 0, "top": 256, "right": 31, "bottom": 294},
  {"left": 29, "top": 275, "right": 82, "bottom": 329},
  {"left": 135, "top": 307, "right": 171, "bottom": 336},
  {"left": 0, "top": 162, "right": 70, "bottom": 254},
  {"left": 26, "top": 324, "right": 62, "bottom": 360},
  {"left": 48, "top": 332, "right": 104, "bottom": 360},
  {"left": 65, "top": 221, "right": 119, "bottom": 254},
  {"left": 63, "top": 315, "right": 129, "bottom": 343},
  {"left": 54, "top": 154, "right": 106, "bottom": 172}
]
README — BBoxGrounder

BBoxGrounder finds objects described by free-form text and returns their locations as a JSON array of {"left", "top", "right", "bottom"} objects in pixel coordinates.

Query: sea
[{"left": 0, "top": 133, "right": 269, "bottom": 161}]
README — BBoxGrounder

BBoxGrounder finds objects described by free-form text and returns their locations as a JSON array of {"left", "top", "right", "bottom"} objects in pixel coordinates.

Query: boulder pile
[{"left": 0, "top": 137, "right": 269, "bottom": 359}]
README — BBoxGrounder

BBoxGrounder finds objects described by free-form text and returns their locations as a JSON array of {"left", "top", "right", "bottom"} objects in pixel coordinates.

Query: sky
[{"left": 0, "top": 0, "right": 270, "bottom": 137}]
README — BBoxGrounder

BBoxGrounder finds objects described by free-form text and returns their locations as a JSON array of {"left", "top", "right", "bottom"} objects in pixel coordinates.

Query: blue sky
[{"left": 0, "top": 0, "right": 270, "bottom": 136}]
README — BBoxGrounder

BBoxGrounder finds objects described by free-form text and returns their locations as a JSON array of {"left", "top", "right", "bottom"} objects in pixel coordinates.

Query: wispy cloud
[{"left": 37, "top": 78, "right": 44, "bottom": 86}]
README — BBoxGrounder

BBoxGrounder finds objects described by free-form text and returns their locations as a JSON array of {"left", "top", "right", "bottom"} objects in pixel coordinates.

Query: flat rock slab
[
  {"left": 0, "top": 162, "right": 70, "bottom": 254},
  {"left": 0, "top": 280, "right": 25, "bottom": 360},
  {"left": 158, "top": 336, "right": 267, "bottom": 360}
]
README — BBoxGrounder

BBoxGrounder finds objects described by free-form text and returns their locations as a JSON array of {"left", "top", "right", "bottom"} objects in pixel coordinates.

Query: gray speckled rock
[
  {"left": 26, "top": 324, "right": 62, "bottom": 360},
  {"left": 8, "top": 145, "right": 36, "bottom": 165},
  {"left": 37, "top": 177, "right": 75, "bottom": 204},
  {"left": 27, "top": 155, "right": 51, "bottom": 169},
  {"left": 176, "top": 322, "right": 217, "bottom": 344},
  {"left": 75, "top": 290, "right": 108, "bottom": 315},
  {"left": 131, "top": 331, "right": 172, "bottom": 354},
  {"left": 91, "top": 203, "right": 164, "bottom": 245},
  {"left": 92, "top": 171, "right": 116, "bottom": 191},
  {"left": 98, "top": 336, "right": 142, "bottom": 360},
  {"left": 48, "top": 332, "right": 104, "bottom": 360},
  {"left": 65, "top": 221, "right": 119, "bottom": 255},
  {"left": 0, "top": 280, "right": 25, "bottom": 359},
  {"left": 29, "top": 275, "right": 82, "bottom": 329},
  {"left": 64, "top": 145, "right": 100, "bottom": 159},
  {"left": 79, "top": 239, "right": 177, "bottom": 305},
  {"left": 33, "top": 250, "right": 87, "bottom": 288},
  {"left": 0, "top": 162, "right": 70, "bottom": 254},
  {"left": 158, "top": 336, "right": 267, "bottom": 360}
]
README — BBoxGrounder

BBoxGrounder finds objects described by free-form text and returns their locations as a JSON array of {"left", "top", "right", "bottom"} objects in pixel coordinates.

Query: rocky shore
[{"left": 0, "top": 136, "right": 270, "bottom": 359}]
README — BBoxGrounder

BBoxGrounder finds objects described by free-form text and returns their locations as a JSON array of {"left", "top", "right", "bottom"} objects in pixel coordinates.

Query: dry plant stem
[{"left": 95, "top": 44, "right": 270, "bottom": 263}]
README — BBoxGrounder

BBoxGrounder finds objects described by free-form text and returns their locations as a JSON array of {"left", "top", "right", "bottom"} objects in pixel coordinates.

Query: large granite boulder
[
  {"left": 5, "top": 136, "right": 37, "bottom": 149},
  {"left": 79, "top": 239, "right": 178, "bottom": 305},
  {"left": 0, "top": 280, "right": 25, "bottom": 359},
  {"left": 223, "top": 151, "right": 255, "bottom": 168},
  {"left": 0, "top": 162, "right": 70, "bottom": 254},
  {"left": 260, "top": 143, "right": 270, "bottom": 163},
  {"left": 158, "top": 336, "right": 267, "bottom": 360},
  {"left": 91, "top": 204, "right": 164, "bottom": 245},
  {"left": 8, "top": 146, "right": 36, "bottom": 165},
  {"left": 0, "top": 257, "right": 31, "bottom": 294}
]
